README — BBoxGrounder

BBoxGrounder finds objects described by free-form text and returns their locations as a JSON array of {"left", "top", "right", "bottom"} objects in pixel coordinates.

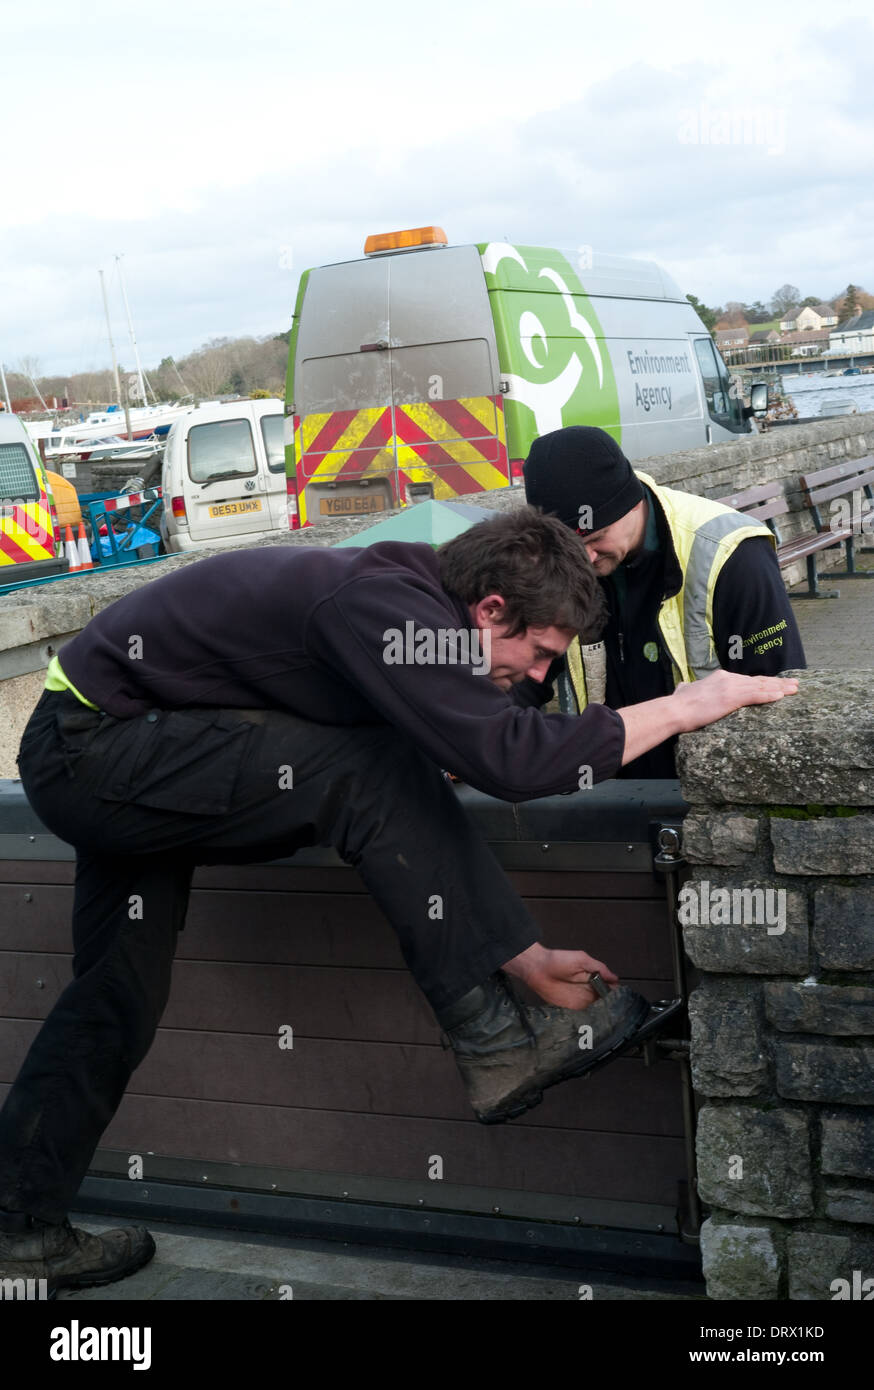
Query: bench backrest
[
  {"left": 800, "top": 455, "right": 874, "bottom": 509},
  {"left": 715, "top": 481, "right": 790, "bottom": 524}
]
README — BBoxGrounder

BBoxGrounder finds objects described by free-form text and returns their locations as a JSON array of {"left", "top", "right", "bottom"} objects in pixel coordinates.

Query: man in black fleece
[{"left": 0, "top": 507, "right": 797, "bottom": 1294}]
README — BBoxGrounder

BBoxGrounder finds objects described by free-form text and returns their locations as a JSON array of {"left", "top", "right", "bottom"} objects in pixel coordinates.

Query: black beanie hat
[{"left": 523, "top": 426, "right": 645, "bottom": 535}]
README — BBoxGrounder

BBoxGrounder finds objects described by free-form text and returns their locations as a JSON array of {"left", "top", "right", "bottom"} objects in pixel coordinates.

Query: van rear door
[
  {"left": 388, "top": 246, "right": 508, "bottom": 501},
  {"left": 293, "top": 246, "right": 507, "bottom": 524},
  {"left": 184, "top": 409, "right": 271, "bottom": 544},
  {"left": 295, "top": 258, "right": 395, "bottom": 523}
]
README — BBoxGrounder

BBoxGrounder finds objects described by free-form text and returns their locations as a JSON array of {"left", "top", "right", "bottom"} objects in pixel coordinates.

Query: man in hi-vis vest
[{"left": 524, "top": 426, "right": 806, "bottom": 777}]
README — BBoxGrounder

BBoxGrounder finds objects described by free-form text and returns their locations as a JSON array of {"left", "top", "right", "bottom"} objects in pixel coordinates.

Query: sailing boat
[
  {"left": 92, "top": 258, "right": 200, "bottom": 440},
  {"left": 42, "top": 261, "right": 201, "bottom": 449},
  {"left": 18, "top": 260, "right": 211, "bottom": 457}
]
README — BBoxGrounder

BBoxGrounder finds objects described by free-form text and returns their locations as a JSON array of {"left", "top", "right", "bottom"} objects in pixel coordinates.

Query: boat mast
[
  {"left": 115, "top": 255, "right": 150, "bottom": 407},
  {"left": 0, "top": 360, "right": 12, "bottom": 414},
  {"left": 27, "top": 371, "right": 48, "bottom": 411},
  {"left": 98, "top": 267, "right": 132, "bottom": 440}
]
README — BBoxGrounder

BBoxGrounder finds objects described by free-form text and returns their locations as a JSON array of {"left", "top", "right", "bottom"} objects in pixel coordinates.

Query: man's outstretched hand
[
  {"left": 619, "top": 671, "right": 799, "bottom": 765},
  {"left": 670, "top": 670, "right": 800, "bottom": 733},
  {"left": 503, "top": 943, "right": 619, "bottom": 1009}
]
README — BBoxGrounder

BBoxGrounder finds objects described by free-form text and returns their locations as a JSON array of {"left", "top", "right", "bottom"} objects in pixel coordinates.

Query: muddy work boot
[
  {"left": 0, "top": 1209, "right": 155, "bottom": 1298},
  {"left": 438, "top": 970, "right": 659, "bottom": 1124}
]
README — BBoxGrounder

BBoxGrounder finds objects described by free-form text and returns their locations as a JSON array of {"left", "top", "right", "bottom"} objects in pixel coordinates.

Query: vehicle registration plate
[
  {"left": 319, "top": 495, "right": 386, "bottom": 515},
  {"left": 209, "top": 499, "right": 263, "bottom": 518}
]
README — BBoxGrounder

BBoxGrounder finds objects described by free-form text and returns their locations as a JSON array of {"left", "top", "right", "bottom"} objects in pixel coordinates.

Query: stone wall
[{"left": 677, "top": 670, "right": 874, "bottom": 1300}]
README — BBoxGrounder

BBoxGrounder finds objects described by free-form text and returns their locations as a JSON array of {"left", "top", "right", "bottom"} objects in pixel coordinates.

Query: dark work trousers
[{"left": 0, "top": 689, "right": 539, "bottom": 1223}]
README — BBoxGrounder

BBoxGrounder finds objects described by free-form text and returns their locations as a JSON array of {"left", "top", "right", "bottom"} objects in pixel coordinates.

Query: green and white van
[{"left": 285, "top": 227, "right": 763, "bottom": 527}]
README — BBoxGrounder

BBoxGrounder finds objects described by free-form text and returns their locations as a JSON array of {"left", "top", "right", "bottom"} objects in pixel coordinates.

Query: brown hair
[{"left": 436, "top": 505, "right": 606, "bottom": 640}]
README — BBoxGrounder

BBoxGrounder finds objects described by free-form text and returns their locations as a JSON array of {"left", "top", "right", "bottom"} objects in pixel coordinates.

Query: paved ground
[
  {"left": 55, "top": 1216, "right": 704, "bottom": 1302},
  {"left": 789, "top": 549, "right": 874, "bottom": 666}
]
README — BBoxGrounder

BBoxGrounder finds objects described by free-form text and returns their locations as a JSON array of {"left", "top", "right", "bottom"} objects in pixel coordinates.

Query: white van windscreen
[
  {"left": 0, "top": 443, "right": 40, "bottom": 503},
  {"left": 188, "top": 419, "right": 257, "bottom": 483}
]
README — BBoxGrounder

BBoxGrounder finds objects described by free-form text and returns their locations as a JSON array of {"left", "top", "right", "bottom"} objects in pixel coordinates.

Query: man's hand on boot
[{"left": 502, "top": 942, "right": 619, "bottom": 1009}]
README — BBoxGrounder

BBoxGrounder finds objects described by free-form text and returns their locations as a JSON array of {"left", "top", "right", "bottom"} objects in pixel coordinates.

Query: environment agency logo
[{"left": 478, "top": 242, "right": 621, "bottom": 442}]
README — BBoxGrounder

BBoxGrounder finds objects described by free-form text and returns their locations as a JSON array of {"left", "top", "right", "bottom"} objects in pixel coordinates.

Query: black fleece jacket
[{"left": 57, "top": 542, "right": 625, "bottom": 802}]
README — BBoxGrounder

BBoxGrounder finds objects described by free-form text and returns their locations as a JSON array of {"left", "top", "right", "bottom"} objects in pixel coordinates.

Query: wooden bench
[
  {"left": 718, "top": 456, "right": 874, "bottom": 598},
  {"left": 797, "top": 456, "right": 874, "bottom": 596},
  {"left": 716, "top": 479, "right": 823, "bottom": 596}
]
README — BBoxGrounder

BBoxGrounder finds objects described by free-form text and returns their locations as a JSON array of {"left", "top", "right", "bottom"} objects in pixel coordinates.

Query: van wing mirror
[{"left": 746, "top": 382, "right": 769, "bottom": 417}]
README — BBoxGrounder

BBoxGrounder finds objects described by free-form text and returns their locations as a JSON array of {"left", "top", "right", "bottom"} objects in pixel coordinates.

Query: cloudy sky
[{"left": 2, "top": 0, "right": 872, "bottom": 377}]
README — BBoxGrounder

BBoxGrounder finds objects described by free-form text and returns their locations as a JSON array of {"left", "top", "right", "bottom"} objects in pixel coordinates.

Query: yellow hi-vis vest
[{"left": 564, "top": 471, "right": 776, "bottom": 713}]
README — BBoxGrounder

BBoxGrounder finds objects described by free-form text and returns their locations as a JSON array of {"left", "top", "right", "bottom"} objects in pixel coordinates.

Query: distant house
[
  {"left": 781, "top": 329, "right": 831, "bottom": 357},
  {"left": 829, "top": 310, "right": 874, "bottom": 356},
  {"left": 715, "top": 325, "right": 749, "bottom": 349},
  {"left": 742, "top": 328, "right": 787, "bottom": 360},
  {"left": 779, "top": 309, "right": 800, "bottom": 331},
  {"left": 795, "top": 303, "right": 839, "bottom": 331}
]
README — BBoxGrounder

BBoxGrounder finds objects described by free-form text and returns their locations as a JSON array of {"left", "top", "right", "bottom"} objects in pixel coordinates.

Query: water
[{"left": 782, "top": 373, "right": 874, "bottom": 418}]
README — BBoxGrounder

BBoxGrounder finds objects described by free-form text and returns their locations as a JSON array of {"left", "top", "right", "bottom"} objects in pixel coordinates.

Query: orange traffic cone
[
  {"left": 76, "top": 521, "right": 94, "bottom": 570},
  {"left": 63, "top": 524, "right": 81, "bottom": 571}
]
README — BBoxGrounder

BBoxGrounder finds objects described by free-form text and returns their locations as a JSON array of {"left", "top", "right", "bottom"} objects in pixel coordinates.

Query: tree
[
  {"left": 800, "top": 295, "right": 820, "bottom": 308},
  {"left": 830, "top": 286, "right": 873, "bottom": 317},
  {"left": 843, "top": 284, "right": 860, "bottom": 320},
  {"left": 745, "top": 301, "right": 770, "bottom": 323},
  {"left": 686, "top": 294, "right": 719, "bottom": 331},
  {"left": 770, "top": 284, "right": 800, "bottom": 317},
  {"left": 14, "top": 329, "right": 299, "bottom": 418},
  {"left": 182, "top": 341, "right": 236, "bottom": 398}
]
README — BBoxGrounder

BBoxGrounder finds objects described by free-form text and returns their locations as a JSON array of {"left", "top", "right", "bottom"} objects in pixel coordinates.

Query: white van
[{"left": 161, "top": 399, "right": 290, "bottom": 552}]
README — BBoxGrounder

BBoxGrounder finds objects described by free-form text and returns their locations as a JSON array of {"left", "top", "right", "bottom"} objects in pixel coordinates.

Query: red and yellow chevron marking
[
  {"left": 0, "top": 500, "right": 56, "bottom": 567},
  {"left": 394, "top": 397, "right": 508, "bottom": 500},
  {"left": 294, "top": 396, "right": 509, "bottom": 526}
]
